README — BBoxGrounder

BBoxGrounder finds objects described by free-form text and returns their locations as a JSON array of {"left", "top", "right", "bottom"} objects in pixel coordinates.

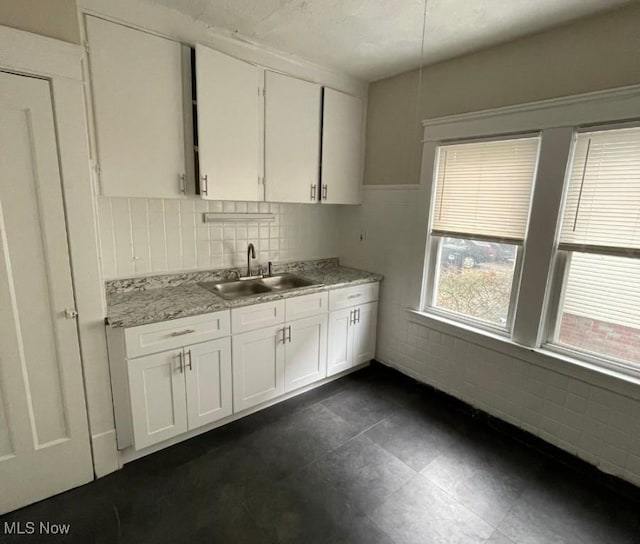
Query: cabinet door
[
  {"left": 196, "top": 45, "right": 262, "bottom": 201},
  {"left": 327, "top": 308, "right": 353, "bottom": 377},
  {"left": 285, "top": 314, "right": 327, "bottom": 392},
  {"left": 320, "top": 88, "right": 364, "bottom": 204},
  {"left": 352, "top": 302, "right": 378, "bottom": 365},
  {"left": 86, "top": 16, "right": 187, "bottom": 198},
  {"left": 265, "top": 71, "right": 321, "bottom": 203},
  {"left": 232, "top": 326, "right": 285, "bottom": 412},
  {"left": 127, "top": 350, "right": 187, "bottom": 450},
  {"left": 185, "top": 338, "right": 232, "bottom": 430}
]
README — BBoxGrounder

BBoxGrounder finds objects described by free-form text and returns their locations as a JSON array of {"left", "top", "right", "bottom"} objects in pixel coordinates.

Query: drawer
[
  {"left": 285, "top": 291, "right": 328, "bottom": 321},
  {"left": 124, "top": 310, "right": 230, "bottom": 358},
  {"left": 329, "top": 282, "right": 379, "bottom": 311},
  {"left": 231, "top": 300, "right": 285, "bottom": 334}
]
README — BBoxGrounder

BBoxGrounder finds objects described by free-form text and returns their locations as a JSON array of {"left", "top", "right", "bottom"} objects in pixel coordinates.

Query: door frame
[{"left": 0, "top": 25, "right": 119, "bottom": 477}]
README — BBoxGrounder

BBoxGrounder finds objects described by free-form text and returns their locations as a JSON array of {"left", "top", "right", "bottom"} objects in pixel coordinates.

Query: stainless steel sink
[
  {"left": 199, "top": 279, "right": 271, "bottom": 300},
  {"left": 200, "top": 273, "right": 319, "bottom": 300},
  {"left": 259, "top": 273, "right": 317, "bottom": 291}
]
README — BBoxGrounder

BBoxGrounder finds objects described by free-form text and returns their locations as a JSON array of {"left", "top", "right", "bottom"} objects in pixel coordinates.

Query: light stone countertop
[{"left": 106, "top": 258, "right": 382, "bottom": 328}]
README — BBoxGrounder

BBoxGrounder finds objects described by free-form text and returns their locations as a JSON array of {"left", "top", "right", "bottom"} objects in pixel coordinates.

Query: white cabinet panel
[
  {"left": 86, "top": 16, "right": 187, "bottom": 198},
  {"left": 231, "top": 300, "right": 285, "bottom": 334},
  {"left": 196, "top": 45, "right": 262, "bottom": 201},
  {"left": 124, "top": 310, "right": 230, "bottom": 358},
  {"left": 185, "top": 338, "right": 232, "bottom": 429},
  {"left": 327, "top": 307, "right": 353, "bottom": 377},
  {"left": 321, "top": 88, "right": 364, "bottom": 204},
  {"left": 351, "top": 302, "right": 378, "bottom": 365},
  {"left": 232, "top": 325, "right": 285, "bottom": 412},
  {"left": 285, "top": 291, "right": 328, "bottom": 321},
  {"left": 285, "top": 314, "right": 327, "bottom": 392},
  {"left": 329, "top": 282, "right": 379, "bottom": 311},
  {"left": 128, "top": 350, "right": 188, "bottom": 449},
  {"left": 265, "top": 71, "right": 321, "bottom": 203}
]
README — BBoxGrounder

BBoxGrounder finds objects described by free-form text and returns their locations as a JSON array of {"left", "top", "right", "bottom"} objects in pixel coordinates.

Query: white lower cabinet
[
  {"left": 328, "top": 301, "right": 378, "bottom": 377},
  {"left": 128, "top": 338, "right": 232, "bottom": 450},
  {"left": 232, "top": 325, "right": 286, "bottom": 412},
  {"left": 285, "top": 314, "right": 328, "bottom": 393},
  {"left": 112, "top": 284, "right": 379, "bottom": 453}
]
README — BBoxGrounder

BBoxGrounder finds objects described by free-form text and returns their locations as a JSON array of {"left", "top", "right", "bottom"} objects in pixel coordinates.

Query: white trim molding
[
  {"left": 1, "top": 24, "right": 119, "bottom": 478},
  {"left": 422, "top": 84, "right": 640, "bottom": 142},
  {"left": 0, "top": 25, "right": 83, "bottom": 81}
]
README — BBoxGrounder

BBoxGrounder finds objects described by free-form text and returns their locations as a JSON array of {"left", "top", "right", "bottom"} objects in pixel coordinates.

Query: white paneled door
[{"left": 0, "top": 72, "right": 93, "bottom": 514}]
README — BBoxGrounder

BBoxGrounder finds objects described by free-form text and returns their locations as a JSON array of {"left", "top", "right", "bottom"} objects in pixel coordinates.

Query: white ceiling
[{"left": 142, "top": 0, "right": 632, "bottom": 81}]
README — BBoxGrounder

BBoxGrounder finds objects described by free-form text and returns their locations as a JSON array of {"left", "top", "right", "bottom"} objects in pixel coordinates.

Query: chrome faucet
[{"left": 246, "top": 243, "right": 256, "bottom": 277}]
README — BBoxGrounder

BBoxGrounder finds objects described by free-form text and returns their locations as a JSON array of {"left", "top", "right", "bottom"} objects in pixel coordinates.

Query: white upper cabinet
[
  {"left": 264, "top": 71, "right": 321, "bottom": 203},
  {"left": 320, "top": 88, "right": 365, "bottom": 205},
  {"left": 86, "top": 16, "right": 188, "bottom": 198},
  {"left": 196, "top": 45, "right": 262, "bottom": 201}
]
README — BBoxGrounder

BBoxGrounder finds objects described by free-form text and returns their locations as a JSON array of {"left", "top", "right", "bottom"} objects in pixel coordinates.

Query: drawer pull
[
  {"left": 347, "top": 293, "right": 362, "bottom": 299},
  {"left": 169, "top": 329, "right": 196, "bottom": 337}
]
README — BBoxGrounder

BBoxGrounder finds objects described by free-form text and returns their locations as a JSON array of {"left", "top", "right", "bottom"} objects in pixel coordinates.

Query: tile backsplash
[{"left": 96, "top": 197, "right": 341, "bottom": 279}]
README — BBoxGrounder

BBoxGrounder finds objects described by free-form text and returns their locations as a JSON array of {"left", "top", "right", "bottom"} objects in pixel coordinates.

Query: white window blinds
[
  {"left": 560, "top": 127, "right": 640, "bottom": 253},
  {"left": 432, "top": 136, "right": 540, "bottom": 241}
]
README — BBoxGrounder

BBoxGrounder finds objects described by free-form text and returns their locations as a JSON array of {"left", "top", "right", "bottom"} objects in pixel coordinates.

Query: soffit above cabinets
[{"left": 140, "top": 0, "right": 632, "bottom": 81}]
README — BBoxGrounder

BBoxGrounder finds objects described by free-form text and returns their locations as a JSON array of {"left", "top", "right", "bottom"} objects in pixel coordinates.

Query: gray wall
[
  {"left": 0, "top": 0, "right": 80, "bottom": 44},
  {"left": 365, "top": 3, "right": 640, "bottom": 185}
]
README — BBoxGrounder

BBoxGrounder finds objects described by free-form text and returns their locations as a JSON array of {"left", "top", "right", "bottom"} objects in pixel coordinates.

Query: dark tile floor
[{"left": 2, "top": 362, "right": 639, "bottom": 543}]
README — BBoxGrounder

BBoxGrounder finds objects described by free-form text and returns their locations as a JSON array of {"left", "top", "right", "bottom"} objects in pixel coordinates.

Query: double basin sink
[{"left": 199, "top": 273, "right": 320, "bottom": 301}]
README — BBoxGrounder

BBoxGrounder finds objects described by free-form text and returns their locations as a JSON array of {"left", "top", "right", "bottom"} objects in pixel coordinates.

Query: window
[
  {"left": 425, "top": 136, "right": 540, "bottom": 329},
  {"left": 549, "top": 127, "right": 640, "bottom": 369}
]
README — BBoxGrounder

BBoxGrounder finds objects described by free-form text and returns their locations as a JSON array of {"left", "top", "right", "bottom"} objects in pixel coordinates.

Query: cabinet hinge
[
  {"left": 83, "top": 41, "right": 90, "bottom": 54},
  {"left": 258, "top": 87, "right": 265, "bottom": 96}
]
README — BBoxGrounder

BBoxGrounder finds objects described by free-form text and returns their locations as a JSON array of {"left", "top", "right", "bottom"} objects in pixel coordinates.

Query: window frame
[
  {"left": 418, "top": 89, "right": 640, "bottom": 380},
  {"left": 421, "top": 133, "right": 539, "bottom": 335},
  {"left": 541, "top": 121, "right": 640, "bottom": 375}
]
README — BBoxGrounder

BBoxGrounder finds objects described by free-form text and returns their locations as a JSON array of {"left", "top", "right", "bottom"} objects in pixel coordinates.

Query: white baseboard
[{"left": 91, "top": 429, "right": 121, "bottom": 477}]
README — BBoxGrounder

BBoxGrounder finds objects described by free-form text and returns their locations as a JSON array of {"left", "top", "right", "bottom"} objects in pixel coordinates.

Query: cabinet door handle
[
  {"left": 349, "top": 310, "right": 354, "bottom": 325},
  {"left": 169, "top": 329, "right": 195, "bottom": 337},
  {"left": 322, "top": 184, "right": 327, "bottom": 200},
  {"left": 286, "top": 325, "right": 292, "bottom": 343},
  {"left": 177, "top": 352, "right": 184, "bottom": 374},
  {"left": 179, "top": 173, "right": 186, "bottom": 193},
  {"left": 186, "top": 349, "right": 193, "bottom": 371},
  {"left": 201, "top": 174, "right": 208, "bottom": 196},
  {"left": 356, "top": 308, "right": 361, "bottom": 323},
  {"left": 280, "top": 327, "right": 287, "bottom": 344},
  {"left": 310, "top": 184, "right": 317, "bottom": 201},
  {"left": 347, "top": 293, "right": 362, "bottom": 299}
]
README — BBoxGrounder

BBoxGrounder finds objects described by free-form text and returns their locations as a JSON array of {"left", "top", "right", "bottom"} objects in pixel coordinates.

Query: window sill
[{"left": 407, "top": 309, "right": 640, "bottom": 396}]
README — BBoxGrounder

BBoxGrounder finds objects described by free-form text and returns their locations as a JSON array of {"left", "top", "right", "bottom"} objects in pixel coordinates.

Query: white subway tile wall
[
  {"left": 337, "top": 187, "right": 640, "bottom": 488},
  {"left": 97, "top": 197, "right": 341, "bottom": 279}
]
